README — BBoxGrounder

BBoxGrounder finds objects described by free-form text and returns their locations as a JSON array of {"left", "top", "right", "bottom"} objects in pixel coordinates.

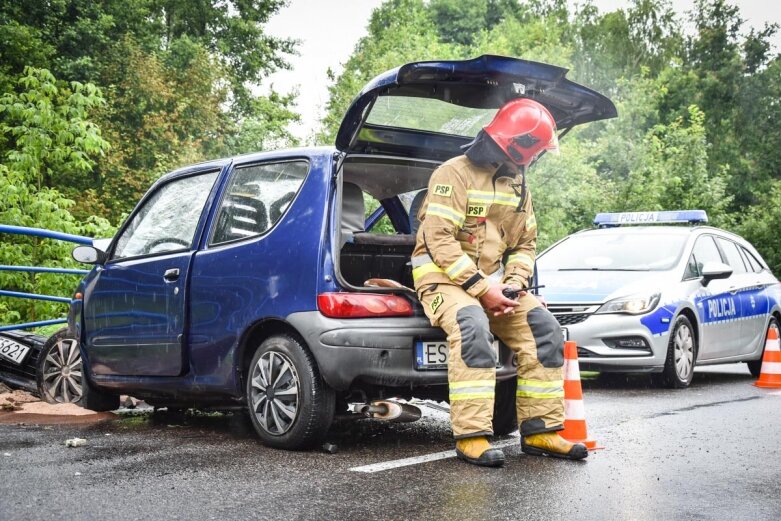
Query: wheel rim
[
  {"left": 673, "top": 323, "right": 694, "bottom": 381},
  {"left": 249, "top": 351, "right": 300, "bottom": 435},
  {"left": 42, "top": 338, "right": 82, "bottom": 403}
]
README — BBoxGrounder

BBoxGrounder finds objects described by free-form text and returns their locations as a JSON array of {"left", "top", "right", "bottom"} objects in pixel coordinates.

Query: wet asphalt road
[{"left": 1, "top": 365, "right": 780, "bottom": 521}]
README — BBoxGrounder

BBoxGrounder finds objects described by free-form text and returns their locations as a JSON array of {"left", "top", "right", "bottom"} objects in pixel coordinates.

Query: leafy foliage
[
  {"left": 0, "top": 68, "right": 113, "bottom": 324},
  {"left": 320, "top": 0, "right": 781, "bottom": 275}
]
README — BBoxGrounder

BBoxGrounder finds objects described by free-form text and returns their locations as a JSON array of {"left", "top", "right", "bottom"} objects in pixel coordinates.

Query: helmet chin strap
[{"left": 510, "top": 165, "right": 527, "bottom": 213}]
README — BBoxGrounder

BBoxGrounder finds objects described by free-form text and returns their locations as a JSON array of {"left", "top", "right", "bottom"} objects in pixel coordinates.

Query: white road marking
[{"left": 349, "top": 436, "right": 520, "bottom": 473}]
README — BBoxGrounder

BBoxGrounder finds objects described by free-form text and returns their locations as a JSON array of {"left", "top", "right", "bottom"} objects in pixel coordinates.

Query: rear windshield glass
[
  {"left": 365, "top": 95, "right": 495, "bottom": 137},
  {"left": 538, "top": 232, "right": 688, "bottom": 271}
]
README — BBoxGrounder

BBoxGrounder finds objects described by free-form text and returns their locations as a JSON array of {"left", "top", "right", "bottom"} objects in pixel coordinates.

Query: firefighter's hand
[{"left": 479, "top": 284, "right": 521, "bottom": 316}]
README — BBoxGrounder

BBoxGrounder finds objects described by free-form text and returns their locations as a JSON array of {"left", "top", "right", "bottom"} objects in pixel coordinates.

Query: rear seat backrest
[
  {"left": 408, "top": 189, "right": 427, "bottom": 237},
  {"left": 341, "top": 182, "right": 365, "bottom": 244}
]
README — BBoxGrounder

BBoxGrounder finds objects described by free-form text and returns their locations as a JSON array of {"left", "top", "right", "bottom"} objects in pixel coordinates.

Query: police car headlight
[{"left": 596, "top": 293, "right": 660, "bottom": 315}]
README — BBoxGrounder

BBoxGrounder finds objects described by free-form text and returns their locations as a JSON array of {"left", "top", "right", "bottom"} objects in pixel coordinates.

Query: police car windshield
[{"left": 538, "top": 232, "right": 688, "bottom": 271}]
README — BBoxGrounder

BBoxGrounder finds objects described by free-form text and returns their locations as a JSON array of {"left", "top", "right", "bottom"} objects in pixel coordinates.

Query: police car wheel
[
  {"left": 246, "top": 334, "right": 335, "bottom": 449},
  {"left": 659, "top": 316, "right": 697, "bottom": 389},
  {"left": 747, "top": 318, "right": 779, "bottom": 378}
]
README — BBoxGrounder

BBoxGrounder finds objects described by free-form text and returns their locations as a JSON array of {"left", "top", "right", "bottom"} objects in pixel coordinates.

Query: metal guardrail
[{"left": 0, "top": 225, "right": 93, "bottom": 332}]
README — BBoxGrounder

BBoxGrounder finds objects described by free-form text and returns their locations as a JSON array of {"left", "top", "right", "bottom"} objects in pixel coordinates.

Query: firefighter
[{"left": 412, "top": 98, "right": 588, "bottom": 467}]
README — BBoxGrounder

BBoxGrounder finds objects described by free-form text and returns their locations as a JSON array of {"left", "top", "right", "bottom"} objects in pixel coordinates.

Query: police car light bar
[{"left": 593, "top": 210, "right": 708, "bottom": 227}]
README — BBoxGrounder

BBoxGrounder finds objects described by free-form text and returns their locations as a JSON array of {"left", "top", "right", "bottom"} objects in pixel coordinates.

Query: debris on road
[
  {"left": 322, "top": 442, "right": 339, "bottom": 454},
  {"left": 65, "top": 438, "right": 87, "bottom": 448}
]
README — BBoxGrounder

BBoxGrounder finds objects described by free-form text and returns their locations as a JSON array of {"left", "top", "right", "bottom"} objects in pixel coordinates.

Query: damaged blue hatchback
[{"left": 67, "top": 55, "right": 616, "bottom": 449}]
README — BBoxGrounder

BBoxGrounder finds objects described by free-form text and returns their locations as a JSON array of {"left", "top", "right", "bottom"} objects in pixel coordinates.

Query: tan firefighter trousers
[{"left": 418, "top": 283, "right": 565, "bottom": 439}]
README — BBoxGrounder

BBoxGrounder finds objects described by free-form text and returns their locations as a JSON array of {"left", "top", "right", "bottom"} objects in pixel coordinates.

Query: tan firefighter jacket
[{"left": 412, "top": 155, "right": 537, "bottom": 298}]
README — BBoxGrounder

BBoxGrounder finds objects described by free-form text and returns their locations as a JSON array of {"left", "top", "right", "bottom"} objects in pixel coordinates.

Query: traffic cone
[
  {"left": 754, "top": 327, "right": 781, "bottom": 388},
  {"left": 560, "top": 340, "right": 603, "bottom": 450}
]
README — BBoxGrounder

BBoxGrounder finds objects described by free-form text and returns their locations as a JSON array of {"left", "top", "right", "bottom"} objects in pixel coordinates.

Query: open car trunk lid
[{"left": 335, "top": 55, "right": 617, "bottom": 162}]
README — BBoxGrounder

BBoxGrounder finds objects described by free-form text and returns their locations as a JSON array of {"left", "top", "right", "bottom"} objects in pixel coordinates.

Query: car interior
[{"left": 337, "top": 156, "right": 438, "bottom": 291}]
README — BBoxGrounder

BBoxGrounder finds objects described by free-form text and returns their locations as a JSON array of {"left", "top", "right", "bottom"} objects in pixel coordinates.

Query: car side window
[
  {"left": 210, "top": 160, "right": 308, "bottom": 245},
  {"left": 113, "top": 171, "right": 219, "bottom": 260},
  {"left": 685, "top": 235, "right": 722, "bottom": 278},
  {"left": 741, "top": 247, "right": 763, "bottom": 273},
  {"left": 716, "top": 237, "right": 747, "bottom": 274}
]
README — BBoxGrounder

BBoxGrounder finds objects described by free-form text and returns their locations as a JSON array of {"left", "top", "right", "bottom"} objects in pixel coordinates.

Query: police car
[{"left": 536, "top": 210, "right": 781, "bottom": 388}]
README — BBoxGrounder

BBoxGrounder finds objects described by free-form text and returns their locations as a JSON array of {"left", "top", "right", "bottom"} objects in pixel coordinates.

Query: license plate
[
  {"left": 415, "top": 329, "right": 569, "bottom": 370},
  {"left": 414, "top": 340, "right": 500, "bottom": 370},
  {"left": 0, "top": 336, "right": 31, "bottom": 365}
]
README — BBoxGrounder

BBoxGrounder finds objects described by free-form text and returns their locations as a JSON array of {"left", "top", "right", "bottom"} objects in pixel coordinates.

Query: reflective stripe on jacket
[{"left": 412, "top": 155, "right": 537, "bottom": 298}]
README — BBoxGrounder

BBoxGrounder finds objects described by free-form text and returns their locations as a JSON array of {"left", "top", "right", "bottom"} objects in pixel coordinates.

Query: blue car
[
  {"left": 537, "top": 211, "right": 781, "bottom": 388},
  {"left": 65, "top": 55, "right": 617, "bottom": 448}
]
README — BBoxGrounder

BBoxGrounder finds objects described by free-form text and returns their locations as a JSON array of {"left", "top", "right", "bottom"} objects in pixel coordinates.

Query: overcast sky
[{"left": 264, "top": 0, "right": 781, "bottom": 142}]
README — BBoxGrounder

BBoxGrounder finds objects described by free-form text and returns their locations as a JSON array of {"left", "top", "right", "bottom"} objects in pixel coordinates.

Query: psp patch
[
  {"left": 430, "top": 293, "right": 444, "bottom": 314},
  {"left": 466, "top": 204, "right": 488, "bottom": 217},
  {"left": 432, "top": 184, "right": 453, "bottom": 197}
]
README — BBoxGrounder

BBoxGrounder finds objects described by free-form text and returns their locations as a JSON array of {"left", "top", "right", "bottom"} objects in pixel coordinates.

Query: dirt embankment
[{"left": 0, "top": 383, "right": 115, "bottom": 425}]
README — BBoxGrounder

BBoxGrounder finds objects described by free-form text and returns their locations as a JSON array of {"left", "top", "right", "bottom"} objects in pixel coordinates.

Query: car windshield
[
  {"left": 365, "top": 95, "right": 495, "bottom": 137},
  {"left": 538, "top": 232, "right": 688, "bottom": 271}
]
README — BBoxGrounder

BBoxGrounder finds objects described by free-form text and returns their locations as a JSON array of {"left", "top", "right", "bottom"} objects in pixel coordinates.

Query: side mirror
[
  {"left": 701, "top": 261, "right": 733, "bottom": 286},
  {"left": 72, "top": 245, "right": 106, "bottom": 265}
]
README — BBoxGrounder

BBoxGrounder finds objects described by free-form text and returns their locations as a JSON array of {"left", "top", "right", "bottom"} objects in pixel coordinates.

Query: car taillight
[{"left": 317, "top": 293, "right": 413, "bottom": 318}]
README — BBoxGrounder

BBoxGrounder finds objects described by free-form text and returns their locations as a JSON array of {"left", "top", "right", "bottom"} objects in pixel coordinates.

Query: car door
[
  {"left": 706, "top": 236, "right": 755, "bottom": 359},
  {"left": 83, "top": 170, "right": 220, "bottom": 376},
  {"left": 689, "top": 235, "right": 743, "bottom": 360},
  {"left": 714, "top": 237, "right": 769, "bottom": 357},
  {"left": 737, "top": 245, "right": 770, "bottom": 355}
]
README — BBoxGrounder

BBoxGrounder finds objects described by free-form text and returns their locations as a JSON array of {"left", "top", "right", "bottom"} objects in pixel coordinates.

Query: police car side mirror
[{"left": 701, "top": 262, "right": 733, "bottom": 287}]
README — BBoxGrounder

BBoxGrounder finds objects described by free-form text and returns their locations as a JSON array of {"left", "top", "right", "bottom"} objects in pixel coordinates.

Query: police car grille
[{"left": 553, "top": 313, "right": 591, "bottom": 326}]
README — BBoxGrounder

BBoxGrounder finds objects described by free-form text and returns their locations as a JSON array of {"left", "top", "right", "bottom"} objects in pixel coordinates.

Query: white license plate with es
[
  {"left": 415, "top": 328, "right": 569, "bottom": 370},
  {"left": 415, "top": 340, "right": 499, "bottom": 370}
]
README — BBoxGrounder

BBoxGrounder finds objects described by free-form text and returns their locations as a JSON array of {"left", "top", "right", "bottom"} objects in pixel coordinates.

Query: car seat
[
  {"left": 408, "top": 189, "right": 427, "bottom": 237},
  {"left": 341, "top": 182, "right": 365, "bottom": 245}
]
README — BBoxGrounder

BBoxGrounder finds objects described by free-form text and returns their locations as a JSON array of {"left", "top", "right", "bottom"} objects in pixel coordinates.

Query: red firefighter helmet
[{"left": 483, "top": 98, "right": 559, "bottom": 167}]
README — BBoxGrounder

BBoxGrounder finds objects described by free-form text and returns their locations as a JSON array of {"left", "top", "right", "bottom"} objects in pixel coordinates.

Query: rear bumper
[{"left": 287, "top": 311, "right": 517, "bottom": 391}]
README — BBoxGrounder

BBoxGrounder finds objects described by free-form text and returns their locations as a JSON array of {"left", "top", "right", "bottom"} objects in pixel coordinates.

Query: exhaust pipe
[{"left": 355, "top": 400, "right": 422, "bottom": 423}]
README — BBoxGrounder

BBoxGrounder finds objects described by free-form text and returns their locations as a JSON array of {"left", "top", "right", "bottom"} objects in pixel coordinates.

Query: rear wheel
[
  {"left": 492, "top": 376, "right": 518, "bottom": 436},
  {"left": 659, "top": 315, "right": 697, "bottom": 388},
  {"left": 246, "top": 334, "right": 335, "bottom": 449},
  {"left": 747, "top": 318, "right": 778, "bottom": 378}
]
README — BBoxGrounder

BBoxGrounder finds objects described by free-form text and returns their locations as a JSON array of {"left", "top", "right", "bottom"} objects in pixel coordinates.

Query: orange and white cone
[
  {"left": 754, "top": 327, "right": 781, "bottom": 388},
  {"left": 560, "top": 340, "right": 603, "bottom": 450}
]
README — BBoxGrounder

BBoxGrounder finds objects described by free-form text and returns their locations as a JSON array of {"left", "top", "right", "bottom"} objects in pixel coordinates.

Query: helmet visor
[{"left": 547, "top": 131, "right": 560, "bottom": 155}]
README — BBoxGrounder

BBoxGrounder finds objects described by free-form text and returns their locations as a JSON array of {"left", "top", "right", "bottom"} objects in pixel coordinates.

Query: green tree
[
  {"left": 0, "top": 0, "right": 300, "bottom": 221},
  {"left": 0, "top": 67, "right": 113, "bottom": 324},
  {"left": 316, "top": 0, "right": 460, "bottom": 145}
]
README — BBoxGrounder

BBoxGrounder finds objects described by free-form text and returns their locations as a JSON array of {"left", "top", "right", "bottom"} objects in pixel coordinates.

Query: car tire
[
  {"left": 659, "top": 315, "right": 697, "bottom": 389},
  {"left": 747, "top": 318, "right": 778, "bottom": 378},
  {"left": 246, "top": 334, "right": 335, "bottom": 450},
  {"left": 492, "top": 375, "right": 518, "bottom": 436},
  {"left": 80, "top": 373, "right": 120, "bottom": 412},
  {"left": 36, "top": 328, "right": 83, "bottom": 404}
]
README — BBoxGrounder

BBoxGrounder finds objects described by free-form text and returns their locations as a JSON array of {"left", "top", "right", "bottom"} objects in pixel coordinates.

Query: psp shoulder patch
[
  {"left": 430, "top": 293, "right": 444, "bottom": 314},
  {"left": 432, "top": 184, "right": 453, "bottom": 197}
]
